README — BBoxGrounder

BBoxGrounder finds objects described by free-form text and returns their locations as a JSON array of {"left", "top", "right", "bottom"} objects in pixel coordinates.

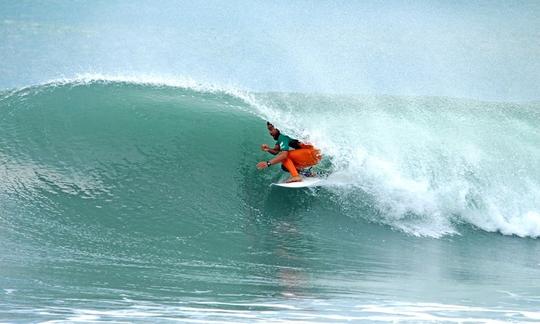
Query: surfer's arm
[
  {"left": 256, "top": 150, "right": 288, "bottom": 170},
  {"left": 268, "top": 151, "right": 288, "bottom": 164},
  {"left": 261, "top": 144, "right": 281, "bottom": 155}
]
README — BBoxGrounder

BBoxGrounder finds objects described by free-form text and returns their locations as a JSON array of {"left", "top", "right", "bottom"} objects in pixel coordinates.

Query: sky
[{"left": 1, "top": 0, "right": 540, "bottom": 101}]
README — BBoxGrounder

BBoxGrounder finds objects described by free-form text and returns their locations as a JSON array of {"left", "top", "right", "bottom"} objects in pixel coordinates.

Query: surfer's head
[{"left": 266, "top": 121, "right": 280, "bottom": 140}]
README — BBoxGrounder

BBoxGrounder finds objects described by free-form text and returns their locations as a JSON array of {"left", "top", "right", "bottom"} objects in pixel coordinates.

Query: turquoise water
[
  {"left": 2, "top": 1, "right": 540, "bottom": 322},
  {"left": 0, "top": 80, "right": 540, "bottom": 322}
]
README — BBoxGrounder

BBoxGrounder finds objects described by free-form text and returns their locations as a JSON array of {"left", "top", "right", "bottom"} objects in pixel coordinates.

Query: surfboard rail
[{"left": 271, "top": 177, "right": 322, "bottom": 188}]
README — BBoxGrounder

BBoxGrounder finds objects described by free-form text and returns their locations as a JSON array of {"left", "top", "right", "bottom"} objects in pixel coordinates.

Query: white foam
[
  {"left": 249, "top": 94, "right": 540, "bottom": 238},
  {"left": 32, "top": 299, "right": 540, "bottom": 323}
]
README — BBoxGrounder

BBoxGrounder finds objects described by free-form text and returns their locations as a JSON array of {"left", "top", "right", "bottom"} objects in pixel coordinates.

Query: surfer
[{"left": 257, "top": 122, "right": 321, "bottom": 183}]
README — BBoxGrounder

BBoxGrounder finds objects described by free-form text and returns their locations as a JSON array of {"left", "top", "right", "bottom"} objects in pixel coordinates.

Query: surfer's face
[{"left": 267, "top": 124, "right": 279, "bottom": 139}]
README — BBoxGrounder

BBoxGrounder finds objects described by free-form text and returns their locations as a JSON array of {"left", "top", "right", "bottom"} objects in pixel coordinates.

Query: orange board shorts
[{"left": 282, "top": 144, "right": 321, "bottom": 177}]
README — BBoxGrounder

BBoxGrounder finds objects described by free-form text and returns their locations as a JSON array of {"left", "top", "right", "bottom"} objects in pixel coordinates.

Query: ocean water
[
  {"left": 2, "top": 1, "right": 540, "bottom": 323},
  {"left": 1, "top": 78, "right": 539, "bottom": 322}
]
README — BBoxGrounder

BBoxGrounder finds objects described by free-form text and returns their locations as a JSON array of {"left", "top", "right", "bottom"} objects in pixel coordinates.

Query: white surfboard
[{"left": 271, "top": 177, "right": 323, "bottom": 188}]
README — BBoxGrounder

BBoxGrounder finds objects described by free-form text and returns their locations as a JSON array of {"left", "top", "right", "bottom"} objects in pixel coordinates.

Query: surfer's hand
[
  {"left": 256, "top": 161, "right": 268, "bottom": 170},
  {"left": 261, "top": 144, "right": 269, "bottom": 151}
]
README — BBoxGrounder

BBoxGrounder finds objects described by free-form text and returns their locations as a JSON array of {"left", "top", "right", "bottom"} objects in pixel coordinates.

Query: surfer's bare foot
[{"left": 286, "top": 176, "right": 302, "bottom": 183}]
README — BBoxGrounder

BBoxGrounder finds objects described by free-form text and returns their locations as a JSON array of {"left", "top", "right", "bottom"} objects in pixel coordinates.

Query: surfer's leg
[
  {"left": 282, "top": 163, "right": 304, "bottom": 174},
  {"left": 282, "top": 158, "right": 299, "bottom": 177},
  {"left": 281, "top": 158, "right": 302, "bottom": 182},
  {"left": 281, "top": 148, "right": 321, "bottom": 182}
]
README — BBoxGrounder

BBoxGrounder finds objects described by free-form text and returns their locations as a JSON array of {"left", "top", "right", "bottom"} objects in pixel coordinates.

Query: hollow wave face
[
  {"left": 0, "top": 80, "right": 269, "bottom": 264},
  {"left": 1, "top": 77, "right": 540, "bottom": 240}
]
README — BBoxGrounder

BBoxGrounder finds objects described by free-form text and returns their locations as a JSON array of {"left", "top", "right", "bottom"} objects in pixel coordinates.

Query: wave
[{"left": 1, "top": 76, "right": 540, "bottom": 238}]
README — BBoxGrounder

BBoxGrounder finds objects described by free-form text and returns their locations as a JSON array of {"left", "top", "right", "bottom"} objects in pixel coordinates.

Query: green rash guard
[{"left": 276, "top": 133, "right": 293, "bottom": 151}]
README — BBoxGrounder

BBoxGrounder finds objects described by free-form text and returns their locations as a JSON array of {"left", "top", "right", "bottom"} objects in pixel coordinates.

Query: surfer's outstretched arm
[
  {"left": 256, "top": 151, "right": 288, "bottom": 170},
  {"left": 269, "top": 150, "right": 288, "bottom": 164}
]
